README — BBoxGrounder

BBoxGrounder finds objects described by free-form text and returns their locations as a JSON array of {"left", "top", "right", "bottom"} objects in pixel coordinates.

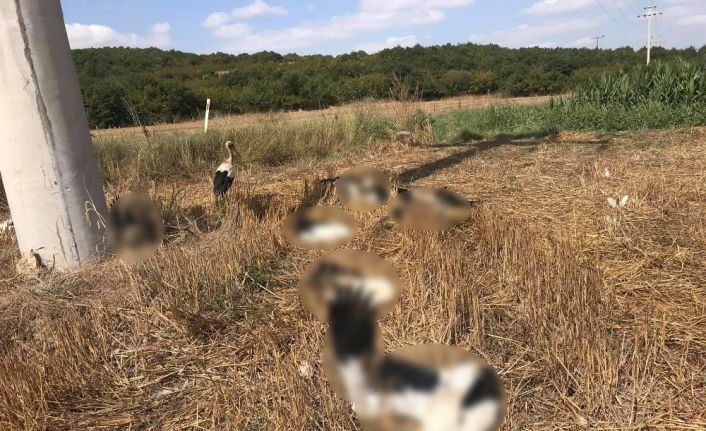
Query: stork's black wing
[
  {"left": 213, "top": 170, "right": 234, "bottom": 195},
  {"left": 461, "top": 366, "right": 503, "bottom": 408},
  {"left": 328, "top": 288, "right": 376, "bottom": 362},
  {"left": 377, "top": 356, "right": 440, "bottom": 392}
]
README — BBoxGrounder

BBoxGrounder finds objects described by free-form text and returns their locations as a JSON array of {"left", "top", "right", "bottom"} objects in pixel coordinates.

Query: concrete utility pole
[
  {"left": 591, "top": 35, "right": 605, "bottom": 49},
  {"left": 638, "top": 6, "right": 662, "bottom": 65},
  {"left": 0, "top": 0, "right": 108, "bottom": 269}
]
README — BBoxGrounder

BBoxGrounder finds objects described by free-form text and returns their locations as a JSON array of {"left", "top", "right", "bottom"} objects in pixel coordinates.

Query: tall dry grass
[
  {"left": 91, "top": 94, "right": 556, "bottom": 141},
  {"left": 1, "top": 126, "right": 704, "bottom": 430},
  {"left": 94, "top": 111, "right": 395, "bottom": 183}
]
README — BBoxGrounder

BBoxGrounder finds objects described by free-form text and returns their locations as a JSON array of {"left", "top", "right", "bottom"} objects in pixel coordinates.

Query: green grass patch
[{"left": 431, "top": 101, "right": 706, "bottom": 145}]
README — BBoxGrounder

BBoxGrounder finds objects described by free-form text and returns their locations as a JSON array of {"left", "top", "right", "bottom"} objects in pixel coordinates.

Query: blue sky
[{"left": 62, "top": 0, "right": 706, "bottom": 55}]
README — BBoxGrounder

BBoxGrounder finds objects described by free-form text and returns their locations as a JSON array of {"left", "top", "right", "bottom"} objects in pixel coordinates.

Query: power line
[
  {"left": 610, "top": 0, "right": 634, "bottom": 24},
  {"left": 596, "top": 0, "right": 638, "bottom": 47},
  {"left": 635, "top": 0, "right": 645, "bottom": 13},
  {"left": 595, "top": 0, "right": 621, "bottom": 24}
]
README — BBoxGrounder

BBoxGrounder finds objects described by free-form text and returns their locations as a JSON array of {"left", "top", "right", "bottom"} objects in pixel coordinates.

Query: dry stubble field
[{"left": 0, "top": 126, "right": 705, "bottom": 430}]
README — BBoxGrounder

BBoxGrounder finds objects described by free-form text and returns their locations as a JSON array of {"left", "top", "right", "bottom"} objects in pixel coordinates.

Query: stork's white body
[
  {"left": 213, "top": 141, "right": 239, "bottom": 197},
  {"left": 338, "top": 360, "right": 502, "bottom": 431},
  {"left": 298, "top": 222, "right": 352, "bottom": 245}
]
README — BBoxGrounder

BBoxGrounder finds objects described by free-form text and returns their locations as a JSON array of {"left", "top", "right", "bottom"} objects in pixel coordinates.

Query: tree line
[{"left": 72, "top": 43, "right": 706, "bottom": 129}]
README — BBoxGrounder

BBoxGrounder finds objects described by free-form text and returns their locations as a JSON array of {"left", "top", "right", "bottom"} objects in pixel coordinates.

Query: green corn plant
[{"left": 564, "top": 60, "right": 706, "bottom": 109}]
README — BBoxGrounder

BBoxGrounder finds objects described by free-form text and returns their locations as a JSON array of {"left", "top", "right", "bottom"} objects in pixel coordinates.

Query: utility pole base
[{"left": 0, "top": 0, "right": 108, "bottom": 270}]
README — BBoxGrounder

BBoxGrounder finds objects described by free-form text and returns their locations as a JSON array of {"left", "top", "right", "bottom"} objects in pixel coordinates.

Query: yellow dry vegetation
[{"left": 0, "top": 126, "right": 704, "bottom": 430}]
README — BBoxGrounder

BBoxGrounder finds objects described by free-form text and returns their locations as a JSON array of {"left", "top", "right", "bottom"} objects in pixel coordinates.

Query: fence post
[
  {"left": 204, "top": 98, "right": 211, "bottom": 132},
  {"left": 0, "top": 0, "right": 108, "bottom": 269}
]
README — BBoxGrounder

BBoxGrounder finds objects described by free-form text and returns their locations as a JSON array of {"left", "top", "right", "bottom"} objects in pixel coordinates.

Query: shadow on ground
[
  {"left": 397, "top": 131, "right": 556, "bottom": 183},
  {"left": 398, "top": 130, "right": 610, "bottom": 184}
]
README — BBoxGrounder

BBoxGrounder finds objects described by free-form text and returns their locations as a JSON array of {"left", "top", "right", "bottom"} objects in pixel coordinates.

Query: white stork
[
  {"left": 326, "top": 286, "right": 505, "bottom": 431},
  {"left": 299, "top": 252, "right": 505, "bottom": 431},
  {"left": 213, "top": 141, "right": 240, "bottom": 198}
]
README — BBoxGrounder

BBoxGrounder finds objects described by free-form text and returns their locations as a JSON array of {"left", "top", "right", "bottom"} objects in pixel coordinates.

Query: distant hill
[{"left": 72, "top": 43, "right": 706, "bottom": 129}]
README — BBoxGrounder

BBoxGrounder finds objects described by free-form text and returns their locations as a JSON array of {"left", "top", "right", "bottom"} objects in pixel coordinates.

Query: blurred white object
[
  {"left": 607, "top": 195, "right": 628, "bottom": 208},
  {"left": 604, "top": 215, "right": 619, "bottom": 227},
  {"left": 15, "top": 249, "right": 45, "bottom": 275},
  {"left": 397, "top": 131, "right": 412, "bottom": 144},
  {"left": 390, "top": 187, "right": 476, "bottom": 231},
  {"left": 282, "top": 206, "right": 356, "bottom": 250},
  {"left": 334, "top": 166, "right": 391, "bottom": 212},
  {"left": 106, "top": 195, "right": 163, "bottom": 263},
  {"left": 298, "top": 361, "right": 313, "bottom": 378},
  {"left": 308, "top": 253, "right": 505, "bottom": 431},
  {"left": 329, "top": 342, "right": 505, "bottom": 431},
  {"left": 0, "top": 218, "right": 13, "bottom": 234},
  {"left": 299, "top": 249, "right": 401, "bottom": 322},
  {"left": 298, "top": 222, "right": 352, "bottom": 245},
  {"left": 603, "top": 168, "right": 611, "bottom": 178}
]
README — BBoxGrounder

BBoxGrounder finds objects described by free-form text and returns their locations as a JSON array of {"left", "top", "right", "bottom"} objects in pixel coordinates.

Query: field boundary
[{"left": 92, "top": 94, "right": 558, "bottom": 139}]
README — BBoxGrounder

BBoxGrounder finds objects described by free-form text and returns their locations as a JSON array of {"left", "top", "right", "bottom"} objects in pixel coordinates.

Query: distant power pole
[
  {"left": 638, "top": 6, "right": 662, "bottom": 65},
  {"left": 0, "top": 0, "right": 108, "bottom": 269},
  {"left": 591, "top": 35, "right": 605, "bottom": 49}
]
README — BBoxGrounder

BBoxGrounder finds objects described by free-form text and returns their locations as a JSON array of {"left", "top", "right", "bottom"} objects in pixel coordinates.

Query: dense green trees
[{"left": 72, "top": 43, "right": 706, "bottom": 129}]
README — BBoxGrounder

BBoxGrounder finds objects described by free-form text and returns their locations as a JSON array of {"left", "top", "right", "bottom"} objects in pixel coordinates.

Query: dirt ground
[{"left": 0, "top": 127, "right": 705, "bottom": 430}]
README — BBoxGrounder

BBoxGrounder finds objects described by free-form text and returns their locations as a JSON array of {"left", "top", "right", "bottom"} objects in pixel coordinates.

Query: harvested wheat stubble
[{"left": 0, "top": 127, "right": 705, "bottom": 430}]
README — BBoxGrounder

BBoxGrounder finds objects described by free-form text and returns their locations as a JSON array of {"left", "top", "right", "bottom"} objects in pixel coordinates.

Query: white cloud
[
  {"left": 501, "top": 0, "right": 706, "bottom": 49},
  {"left": 654, "top": 1, "right": 706, "bottom": 46},
  {"left": 204, "top": 0, "right": 475, "bottom": 53},
  {"left": 66, "top": 22, "right": 171, "bottom": 49},
  {"left": 149, "top": 23, "right": 171, "bottom": 48},
  {"left": 231, "top": 0, "right": 287, "bottom": 18},
  {"left": 523, "top": 0, "right": 595, "bottom": 16},
  {"left": 213, "top": 23, "right": 253, "bottom": 39},
  {"left": 359, "top": 0, "right": 475, "bottom": 13},
  {"left": 151, "top": 22, "right": 171, "bottom": 34},
  {"left": 203, "top": 0, "right": 287, "bottom": 28},
  {"left": 202, "top": 12, "right": 230, "bottom": 29},
  {"left": 676, "top": 14, "right": 706, "bottom": 26},
  {"left": 469, "top": 17, "right": 605, "bottom": 48},
  {"left": 355, "top": 35, "right": 424, "bottom": 53},
  {"left": 523, "top": 0, "right": 630, "bottom": 16},
  {"left": 569, "top": 36, "right": 597, "bottom": 48},
  {"left": 219, "top": 10, "right": 443, "bottom": 53}
]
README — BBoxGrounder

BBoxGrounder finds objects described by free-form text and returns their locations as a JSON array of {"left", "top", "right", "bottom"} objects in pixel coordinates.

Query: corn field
[{"left": 559, "top": 60, "right": 706, "bottom": 108}]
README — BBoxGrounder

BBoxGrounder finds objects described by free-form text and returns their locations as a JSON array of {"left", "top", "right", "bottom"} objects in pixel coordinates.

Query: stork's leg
[{"left": 214, "top": 193, "right": 223, "bottom": 208}]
